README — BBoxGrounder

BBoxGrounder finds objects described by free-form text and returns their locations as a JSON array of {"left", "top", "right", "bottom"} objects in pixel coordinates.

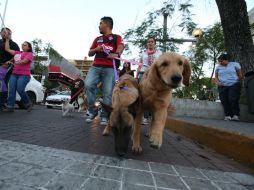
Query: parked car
[
  {"left": 45, "top": 91, "right": 78, "bottom": 109},
  {"left": 16, "top": 75, "right": 44, "bottom": 108}
]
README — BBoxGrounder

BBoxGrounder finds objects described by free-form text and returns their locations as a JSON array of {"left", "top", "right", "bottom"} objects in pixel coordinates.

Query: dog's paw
[
  {"left": 149, "top": 134, "right": 162, "bottom": 149},
  {"left": 145, "top": 130, "right": 151, "bottom": 138},
  {"left": 150, "top": 143, "right": 161, "bottom": 149},
  {"left": 102, "top": 129, "right": 110, "bottom": 136},
  {"left": 132, "top": 145, "right": 142, "bottom": 154},
  {"left": 102, "top": 125, "right": 110, "bottom": 136}
]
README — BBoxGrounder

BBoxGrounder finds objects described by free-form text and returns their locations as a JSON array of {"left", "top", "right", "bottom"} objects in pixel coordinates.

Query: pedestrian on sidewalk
[
  {"left": 136, "top": 36, "right": 162, "bottom": 125},
  {"left": 2, "top": 36, "right": 33, "bottom": 112},
  {"left": 85, "top": 16, "right": 125, "bottom": 125},
  {"left": 119, "top": 62, "right": 135, "bottom": 77},
  {"left": 0, "top": 28, "right": 20, "bottom": 94},
  {"left": 136, "top": 37, "right": 162, "bottom": 81},
  {"left": 214, "top": 53, "right": 243, "bottom": 121}
]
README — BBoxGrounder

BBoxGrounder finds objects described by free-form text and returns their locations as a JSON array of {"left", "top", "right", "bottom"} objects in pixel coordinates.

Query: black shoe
[{"left": 2, "top": 107, "right": 14, "bottom": 112}]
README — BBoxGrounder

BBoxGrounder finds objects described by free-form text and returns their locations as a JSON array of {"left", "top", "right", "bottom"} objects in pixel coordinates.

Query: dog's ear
[
  {"left": 128, "top": 98, "right": 140, "bottom": 118},
  {"left": 100, "top": 101, "right": 113, "bottom": 116},
  {"left": 182, "top": 58, "right": 191, "bottom": 86}
]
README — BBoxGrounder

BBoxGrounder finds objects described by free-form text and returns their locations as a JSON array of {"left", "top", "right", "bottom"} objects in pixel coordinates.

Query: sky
[{"left": 1, "top": 0, "right": 254, "bottom": 61}]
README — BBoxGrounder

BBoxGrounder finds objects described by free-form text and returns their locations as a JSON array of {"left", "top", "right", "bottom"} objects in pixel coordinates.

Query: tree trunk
[{"left": 215, "top": 0, "right": 254, "bottom": 75}]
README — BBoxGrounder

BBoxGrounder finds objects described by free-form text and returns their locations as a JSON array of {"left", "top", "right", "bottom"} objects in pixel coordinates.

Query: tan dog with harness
[{"left": 101, "top": 74, "right": 140, "bottom": 156}]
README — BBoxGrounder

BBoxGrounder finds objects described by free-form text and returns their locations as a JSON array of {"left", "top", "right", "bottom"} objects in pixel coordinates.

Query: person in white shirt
[
  {"left": 136, "top": 37, "right": 162, "bottom": 82},
  {"left": 136, "top": 37, "right": 162, "bottom": 124}
]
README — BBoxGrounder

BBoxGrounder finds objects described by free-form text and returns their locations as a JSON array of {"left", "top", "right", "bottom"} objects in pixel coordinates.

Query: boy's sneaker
[
  {"left": 2, "top": 107, "right": 14, "bottom": 112},
  {"left": 231, "top": 115, "right": 239, "bottom": 121},
  {"left": 100, "top": 117, "right": 108, "bottom": 126},
  {"left": 224, "top": 116, "right": 231, "bottom": 121},
  {"left": 86, "top": 113, "right": 97, "bottom": 123}
]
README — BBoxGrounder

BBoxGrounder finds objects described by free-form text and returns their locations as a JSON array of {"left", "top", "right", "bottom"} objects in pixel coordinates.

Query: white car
[
  {"left": 45, "top": 91, "right": 78, "bottom": 109},
  {"left": 16, "top": 75, "right": 44, "bottom": 108}
]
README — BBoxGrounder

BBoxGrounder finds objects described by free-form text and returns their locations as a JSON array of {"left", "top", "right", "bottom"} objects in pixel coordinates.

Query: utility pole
[
  {"left": 163, "top": 12, "right": 168, "bottom": 52},
  {"left": 0, "top": 0, "right": 8, "bottom": 29}
]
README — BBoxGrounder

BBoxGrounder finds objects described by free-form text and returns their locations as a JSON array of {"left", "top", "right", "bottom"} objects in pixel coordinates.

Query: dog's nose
[{"left": 171, "top": 75, "right": 182, "bottom": 84}]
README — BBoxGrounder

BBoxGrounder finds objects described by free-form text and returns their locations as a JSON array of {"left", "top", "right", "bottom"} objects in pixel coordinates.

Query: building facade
[{"left": 69, "top": 59, "right": 93, "bottom": 77}]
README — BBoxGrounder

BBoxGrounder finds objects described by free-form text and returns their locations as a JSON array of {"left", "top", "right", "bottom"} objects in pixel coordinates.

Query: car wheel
[
  {"left": 27, "top": 91, "right": 36, "bottom": 104},
  {"left": 47, "top": 105, "right": 53, "bottom": 109}
]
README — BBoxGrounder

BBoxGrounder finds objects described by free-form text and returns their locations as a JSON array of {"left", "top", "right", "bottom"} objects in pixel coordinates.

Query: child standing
[{"left": 0, "top": 62, "right": 9, "bottom": 110}]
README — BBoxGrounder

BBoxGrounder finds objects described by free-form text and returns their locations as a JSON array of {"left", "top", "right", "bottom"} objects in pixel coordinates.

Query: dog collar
[{"left": 120, "top": 86, "right": 128, "bottom": 90}]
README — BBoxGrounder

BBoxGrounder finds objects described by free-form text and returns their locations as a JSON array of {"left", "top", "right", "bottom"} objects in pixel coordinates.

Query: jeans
[
  {"left": 218, "top": 82, "right": 241, "bottom": 117},
  {"left": 138, "top": 72, "right": 149, "bottom": 118},
  {"left": 0, "top": 91, "right": 7, "bottom": 109},
  {"left": 7, "top": 74, "right": 31, "bottom": 109},
  {"left": 138, "top": 72, "right": 144, "bottom": 82},
  {"left": 85, "top": 66, "right": 115, "bottom": 118}
]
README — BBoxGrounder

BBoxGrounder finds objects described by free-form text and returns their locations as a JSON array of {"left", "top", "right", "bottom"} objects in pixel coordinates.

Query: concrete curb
[{"left": 165, "top": 117, "right": 254, "bottom": 168}]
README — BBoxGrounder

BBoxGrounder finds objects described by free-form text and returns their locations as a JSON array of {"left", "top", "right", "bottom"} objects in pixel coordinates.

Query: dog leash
[
  {"left": 101, "top": 44, "right": 142, "bottom": 66},
  {"left": 102, "top": 45, "right": 140, "bottom": 90},
  {"left": 102, "top": 45, "right": 119, "bottom": 82}
]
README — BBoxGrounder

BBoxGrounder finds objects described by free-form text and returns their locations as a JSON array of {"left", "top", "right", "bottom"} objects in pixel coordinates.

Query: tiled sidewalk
[
  {"left": 0, "top": 106, "right": 251, "bottom": 173},
  {"left": 0, "top": 140, "right": 254, "bottom": 190}
]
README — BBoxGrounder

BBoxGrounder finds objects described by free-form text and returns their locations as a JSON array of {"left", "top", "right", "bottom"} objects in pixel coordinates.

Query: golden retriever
[
  {"left": 132, "top": 52, "right": 191, "bottom": 153},
  {"left": 101, "top": 74, "right": 140, "bottom": 156}
]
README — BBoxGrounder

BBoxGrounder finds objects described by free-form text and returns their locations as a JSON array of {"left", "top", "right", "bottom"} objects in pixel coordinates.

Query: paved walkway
[
  {"left": 0, "top": 105, "right": 254, "bottom": 190},
  {"left": 1, "top": 140, "right": 254, "bottom": 190}
]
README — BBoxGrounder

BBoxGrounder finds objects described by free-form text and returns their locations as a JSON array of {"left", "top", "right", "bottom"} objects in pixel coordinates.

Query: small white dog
[{"left": 62, "top": 99, "right": 75, "bottom": 117}]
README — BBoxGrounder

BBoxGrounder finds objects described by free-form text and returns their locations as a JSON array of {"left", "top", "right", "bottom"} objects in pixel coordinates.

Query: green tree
[
  {"left": 215, "top": 0, "right": 254, "bottom": 74},
  {"left": 31, "top": 38, "right": 52, "bottom": 77},
  {"left": 174, "top": 23, "right": 225, "bottom": 100},
  {"left": 195, "top": 22, "right": 225, "bottom": 81},
  {"left": 123, "top": 0, "right": 196, "bottom": 54},
  {"left": 30, "top": 39, "right": 56, "bottom": 102}
]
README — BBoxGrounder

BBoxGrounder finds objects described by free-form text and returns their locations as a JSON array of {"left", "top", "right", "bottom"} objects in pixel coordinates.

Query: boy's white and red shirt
[{"left": 90, "top": 34, "right": 124, "bottom": 67}]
